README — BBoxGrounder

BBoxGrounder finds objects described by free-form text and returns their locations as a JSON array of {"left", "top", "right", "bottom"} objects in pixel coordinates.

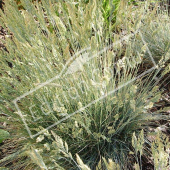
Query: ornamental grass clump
[
  {"left": 0, "top": 0, "right": 169, "bottom": 169},
  {"left": 116, "top": 0, "right": 170, "bottom": 67}
]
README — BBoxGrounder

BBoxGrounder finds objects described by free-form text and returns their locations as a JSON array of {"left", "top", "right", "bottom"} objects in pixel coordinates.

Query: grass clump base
[{"left": 0, "top": 0, "right": 170, "bottom": 169}]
